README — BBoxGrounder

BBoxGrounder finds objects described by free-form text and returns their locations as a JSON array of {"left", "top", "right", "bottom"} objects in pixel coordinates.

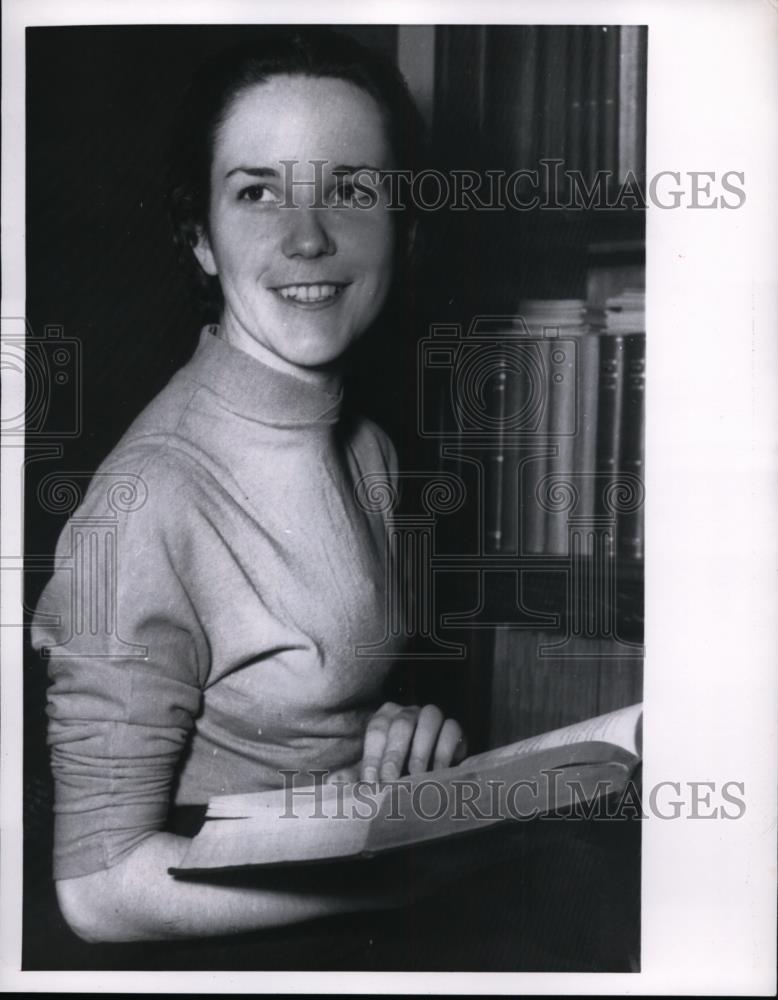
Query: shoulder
[
  {"left": 65, "top": 360, "right": 224, "bottom": 529},
  {"left": 102, "top": 362, "right": 205, "bottom": 466},
  {"left": 53, "top": 438, "right": 209, "bottom": 560}
]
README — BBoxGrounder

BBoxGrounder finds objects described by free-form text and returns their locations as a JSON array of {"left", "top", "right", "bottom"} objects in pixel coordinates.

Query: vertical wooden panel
[{"left": 491, "top": 629, "right": 642, "bottom": 745}]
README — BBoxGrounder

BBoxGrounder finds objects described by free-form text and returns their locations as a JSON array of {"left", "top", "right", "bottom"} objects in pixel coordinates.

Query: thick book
[
  {"left": 595, "top": 331, "right": 627, "bottom": 557},
  {"left": 170, "top": 703, "right": 642, "bottom": 876},
  {"left": 542, "top": 307, "right": 589, "bottom": 557},
  {"left": 601, "top": 25, "right": 620, "bottom": 183},
  {"left": 584, "top": 25, "right": 603, "bottom": 184},
  {"left": 517, "top": 301, "right": 588, "bottom": 557},
  {"left": 484, "top": 356, "right": 509, "bottom": 554},
  {"left": 618, "top": 25, "right": 648, "bottom": 184},
  {"left": 520, "top": 335, "right": 551, "bottom": 556},
  {"left": 572, "top": 329, "right": 601, "bottom": 556},
  {"left": 515, "top": 26, "right": 539, "bottom": 171},
  {"left": 545, "top": 336, "right": 577, "bottom": 556},
  {"left": 619, "top": 332, "right": 646, "bottom": 561},
  {"left": 565, "top": 26, "right": 585, "bottom": 187},
  {"left": 539, "top": 26, "right": 568, "bottom": 199}
]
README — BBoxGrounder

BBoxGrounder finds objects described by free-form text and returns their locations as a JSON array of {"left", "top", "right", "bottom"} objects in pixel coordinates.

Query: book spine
[
  {"left": 618, "top": 332, "right": 646, "bottom": 561},
  {"left": 601, "top": 25, "right": 620, "bottom": 191},
  {"left": 595, "top": 332, "right": 626, "bottom": 557},
  {"left": 545, "top": 337, "right": 578, "bottom": 555},
  {"left": 635, "top": 27, "right": 648, "bottom": 184},
  {"left": 539, "top": 27, "right": 568, "bottom": 200},
  {"left": 617, "top": 25, "right": 647, "bottom": 183},
  {"left": 566, "top": 26, "right": 585, "bottom": 193},
  {"left": 500, "top": 449, "right": 520, "bottom": 554},
  {"left": 500, "top": 344, "right": 525, "bottom": 555},
  {"left": 584, "top": 26, "right": 603, "bottom": 184},
  {"left": 485, "top": 360, "right": 508, "bottom": 554},
  {"left": 521, "top": 336, "right": 552, "bottom": 555},
  {"left": 516, "top": 26, "right": 539, "bottom": 171},
  {"left": 573, "top": 331, "right": 600, "bottom": 556}
]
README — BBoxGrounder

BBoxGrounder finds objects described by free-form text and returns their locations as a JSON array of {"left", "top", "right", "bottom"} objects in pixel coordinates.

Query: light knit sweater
[{"left": 33, "top": 326, "right": 402, "bottom": 879}]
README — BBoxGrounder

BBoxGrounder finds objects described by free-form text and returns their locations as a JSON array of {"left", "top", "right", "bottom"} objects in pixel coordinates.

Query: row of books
[
  {"left": 490, "top": 25, "right": 647, "bottom": 194},
  {"left": 483, "top": 293, "right": 646, "bottom": 561}
]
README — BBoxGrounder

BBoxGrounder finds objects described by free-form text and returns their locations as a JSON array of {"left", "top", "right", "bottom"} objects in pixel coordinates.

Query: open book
[{"left": 170, "top": 703, "right": 642, "bottom": 876}]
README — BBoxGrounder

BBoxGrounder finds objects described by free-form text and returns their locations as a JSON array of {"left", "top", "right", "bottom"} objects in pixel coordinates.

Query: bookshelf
[{"left": 398, "top": 25, "right": 647, "bottom": 748}]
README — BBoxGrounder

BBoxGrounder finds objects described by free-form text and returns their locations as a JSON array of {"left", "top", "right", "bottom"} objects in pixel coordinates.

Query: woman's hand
[{"left": 328, "top": 702, "right": 467, "bottom": 785}]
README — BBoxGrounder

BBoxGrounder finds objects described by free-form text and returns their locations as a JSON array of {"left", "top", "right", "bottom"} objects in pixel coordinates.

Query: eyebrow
[
  {"left": 331, "top": 164, "right": 384, "bottom": 175},
  {"left": 224, "top": 166, "right": 279, "bottom": 180},
  {"left": 224, "top": 163, "right": 384, "bottom": 180}
]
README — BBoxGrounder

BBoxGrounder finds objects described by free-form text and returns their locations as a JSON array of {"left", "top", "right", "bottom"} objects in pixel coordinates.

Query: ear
[{"left": 191, "top": 227, "right": 219, "bottom": 277}]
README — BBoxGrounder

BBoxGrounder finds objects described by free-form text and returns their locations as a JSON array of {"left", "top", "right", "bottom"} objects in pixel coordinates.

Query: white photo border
[{"left": 2, "top": 0, "right": 776, "bottom": 993}]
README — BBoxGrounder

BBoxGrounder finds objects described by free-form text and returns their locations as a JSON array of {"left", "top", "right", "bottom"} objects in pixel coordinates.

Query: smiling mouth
[{"left": 273, "top": 282, "right": 348, "bottom": 306}]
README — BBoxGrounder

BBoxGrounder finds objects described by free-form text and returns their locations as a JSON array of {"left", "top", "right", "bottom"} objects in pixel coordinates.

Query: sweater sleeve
[{"left": 32, "top": 453, "right": 207, "bottom": 879}]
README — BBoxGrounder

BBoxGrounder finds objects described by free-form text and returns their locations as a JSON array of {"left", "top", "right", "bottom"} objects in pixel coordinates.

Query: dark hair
[{"left": 166, "top": 27, "right": 425, "bottom": 318}]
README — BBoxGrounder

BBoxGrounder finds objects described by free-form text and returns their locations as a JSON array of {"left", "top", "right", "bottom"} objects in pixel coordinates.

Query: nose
[{"left": 281, "top": 208, "right": 335, "bottom": 260}]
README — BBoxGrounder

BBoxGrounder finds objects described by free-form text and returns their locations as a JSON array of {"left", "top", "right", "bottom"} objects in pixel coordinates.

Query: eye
[
  {"left": 329, "top": 179, "right": 356, "bottom": 205},
  {"left": 329, "top": 176, "right": 377, "bottom": 209},
  {"left": 237, "top": 184, "right": 279, "bottom": 204}
]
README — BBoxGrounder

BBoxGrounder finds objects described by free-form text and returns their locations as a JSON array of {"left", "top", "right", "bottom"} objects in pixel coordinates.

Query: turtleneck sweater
[{"left": 33, "top": 326, "right": 403, "bottom": 879}]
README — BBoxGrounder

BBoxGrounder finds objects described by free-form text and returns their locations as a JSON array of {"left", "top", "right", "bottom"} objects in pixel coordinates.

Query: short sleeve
[{"left": 31, "top": 453, "right": 207, "bottom": 879}]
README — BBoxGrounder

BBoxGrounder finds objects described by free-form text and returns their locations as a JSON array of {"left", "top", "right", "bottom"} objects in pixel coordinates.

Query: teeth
[{"left": 278, "top": 284, "right": 340, "bottom": 303}]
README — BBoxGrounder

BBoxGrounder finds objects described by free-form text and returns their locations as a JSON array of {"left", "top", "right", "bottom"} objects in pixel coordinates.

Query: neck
[{"left": 217, "top": 316, "right": 342, "bottom": 396}]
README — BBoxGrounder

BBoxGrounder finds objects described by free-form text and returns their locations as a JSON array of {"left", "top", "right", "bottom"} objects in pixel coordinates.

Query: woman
[{"left": 32, "top": 29, "right": 466, "bottom": 946}]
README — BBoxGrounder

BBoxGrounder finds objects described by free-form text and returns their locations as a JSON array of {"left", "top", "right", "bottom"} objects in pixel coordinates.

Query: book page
[
  {"left": 365, "top": 742, "right": 638, "bottom": 856},
  {"left": 206, "top": 779, "right": 387, "bottom": 819},
  {"left": 204, "top": 703, "right": 642, "bottom": 824},
  {"left": 174, "top": 741, "right": 638, "bottom": 872},
  {"left": 460, "top": 702, "right": 642, "bottom": 772}
]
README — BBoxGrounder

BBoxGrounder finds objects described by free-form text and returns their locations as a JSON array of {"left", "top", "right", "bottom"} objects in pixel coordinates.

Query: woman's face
[{"left": 193, "top": 74, "right": 395, "bottom": 371}]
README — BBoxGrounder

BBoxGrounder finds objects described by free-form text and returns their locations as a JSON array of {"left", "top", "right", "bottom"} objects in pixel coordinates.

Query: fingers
[
  {"left": 360, "top": 702, "right": 467, "bottom": 783},
  {"left": 452, "top": 731, "right": 468, "bottom": 764},
  {"left": 361, "top": 702, "right": 403, "bottom": 783},
  {"left": 432, "top": 717, "right": 466, "bottom": 771},
  {"left": 407, "top": 704, "right": 445, "bottom": 775},
  {"left": 379, "top": 707, "right": 419, "bottom": 781}
]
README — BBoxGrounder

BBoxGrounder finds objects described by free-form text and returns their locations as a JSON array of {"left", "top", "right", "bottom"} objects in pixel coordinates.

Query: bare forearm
[
  {"left": 57, "top": 832, "right": 379, "bottom": 943},
  {"left": 55, "top": 698, "right": 472, "bottom": 945}
]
